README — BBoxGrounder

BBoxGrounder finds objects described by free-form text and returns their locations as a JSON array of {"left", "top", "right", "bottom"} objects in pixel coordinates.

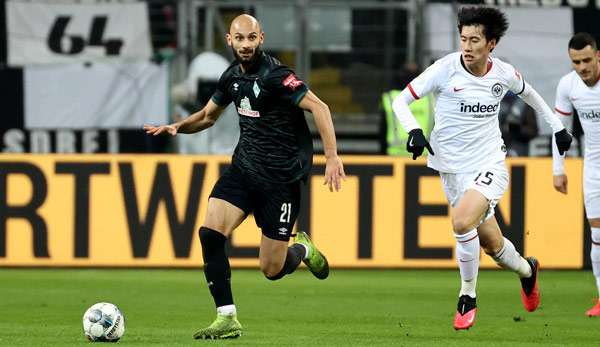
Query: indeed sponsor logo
[
  {"left": 460, "top": 102, "right": 500, "bottom": 114},
  {"left": 579, "top": 110, "right": 600, "bottom": 121}
]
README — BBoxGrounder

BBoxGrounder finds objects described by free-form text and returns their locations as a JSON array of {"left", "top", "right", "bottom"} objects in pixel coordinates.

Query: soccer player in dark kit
[{"left": 144, "top": 14, "right": 346, "bottom": 339}]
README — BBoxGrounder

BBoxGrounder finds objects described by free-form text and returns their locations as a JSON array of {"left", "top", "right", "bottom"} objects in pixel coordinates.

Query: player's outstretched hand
[
  {"left": 554, "top": 129, "right": 572, "bottom": 155},
  {"left": 407, "top": 128, "right": 434, "bottom": 160},
  {"left": 324, "top": 155, "right": 346, "bottom": 192},
  {"left": 143, "top": 124, "right": 178, "bottom": 136},
  {"left": 553, "top": 174, "right": 568, "bottom": 194}
]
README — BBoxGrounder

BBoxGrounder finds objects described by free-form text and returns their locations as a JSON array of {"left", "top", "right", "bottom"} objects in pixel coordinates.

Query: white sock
[
  {"left": 591, "top": 228, "right": 600, "bottom": 298},
  {"left": 217, "top": 304, "right": 236, "bottom": 316},
  {"left": 493, "top": 237, "right": 531, "bottom": 278},
  {"left": 455, "top": 229, "right": 480, "bottom": 298}
]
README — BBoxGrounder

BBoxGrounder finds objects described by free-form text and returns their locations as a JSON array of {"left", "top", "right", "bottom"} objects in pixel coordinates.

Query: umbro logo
[
  {"left": 453, "top": 87, "right": 465, "bottom": 92},
  {"left": 278, "top": 227, "right": 288, "bottom": 235}
]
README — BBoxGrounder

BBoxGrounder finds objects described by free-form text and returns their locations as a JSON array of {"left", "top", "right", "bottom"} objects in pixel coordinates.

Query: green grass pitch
[{"left": 1, "top": 269, "right": 599, "bottom": 346}]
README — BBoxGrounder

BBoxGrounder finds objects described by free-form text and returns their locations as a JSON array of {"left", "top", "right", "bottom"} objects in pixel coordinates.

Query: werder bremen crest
[
  {"left": 253, "top": 80, "right": 260, "bottom": 98},
  {"left": 237, "top": 96, "right": 260, "bottom": 117}
]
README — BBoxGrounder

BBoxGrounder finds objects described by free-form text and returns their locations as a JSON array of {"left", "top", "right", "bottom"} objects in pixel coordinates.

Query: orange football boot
[
  {"left": 454, "top": 295, "right": 477, "bottom": 330},
  {"left": 586, "top": 300, "right": 600, "bottom": 317}
]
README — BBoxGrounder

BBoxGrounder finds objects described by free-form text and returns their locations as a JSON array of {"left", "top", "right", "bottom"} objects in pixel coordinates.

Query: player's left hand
[
  {"left": 407, "top": 128, "right": 434, "bottom": 160},
  {"left": 554, "top": 129, "right": 572, "bottom": 155},
  {"left": 324, "top": 155, "right": 346, "bottom": 192},
  {"left": 553, "top": 174, "right": 568, "bottom": 194}
]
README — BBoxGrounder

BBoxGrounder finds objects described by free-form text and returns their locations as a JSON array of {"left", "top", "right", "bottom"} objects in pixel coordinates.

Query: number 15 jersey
[{"left": 406, "top": 52, "right": 525, "bottom": 173}]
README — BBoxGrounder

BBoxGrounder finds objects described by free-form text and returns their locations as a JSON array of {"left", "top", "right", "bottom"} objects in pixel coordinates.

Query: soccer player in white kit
[
  {"left": 552, "top": 32, "right": 600, "bottom": 317},
  {"left": 392, "top": 6, "right": 573, "bottom": 330}
]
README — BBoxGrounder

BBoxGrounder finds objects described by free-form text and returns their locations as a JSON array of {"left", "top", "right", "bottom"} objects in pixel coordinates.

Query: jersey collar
[{"left": 460, "top": 55, "right": 493, "bottom": 77}]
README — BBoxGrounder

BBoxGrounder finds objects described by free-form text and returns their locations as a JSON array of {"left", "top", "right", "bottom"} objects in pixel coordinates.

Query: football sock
[
  {"left": 455, "top": 229, "right": 480, "bottom": 298},
  {"left": 216, "top": 304, "right": 237, "bottom": 316},
  {"left": 591, "top": 227, "right": 600, "bottom": 298},
  {"left": 493, "top": 237, "right": 532, "bottom": 278},
  {"left": 199, "top": 227, "right": 234, "bottom": 307},
  {"left": 297, "top": 242, "right": 310, "bottom": 259},
  {"left": 266, "top": 244, "right": 305, "bottom": 281}
]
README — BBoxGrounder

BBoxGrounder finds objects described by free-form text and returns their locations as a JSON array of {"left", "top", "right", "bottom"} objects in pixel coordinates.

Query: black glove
[
  {"left": 407, "top": 128, "right": 434, "bottom": 160},
  {"left": 554, "top": 128, "right": 572, "bottom": 156}
]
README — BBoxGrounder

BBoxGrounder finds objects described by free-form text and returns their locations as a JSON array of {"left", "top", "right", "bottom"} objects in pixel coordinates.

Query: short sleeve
[
  {"left": 554, "top": 76, "right": 573, "bottom": 116},
  {"left": 507, "top": 66, "right": 526, "bottom": 95},
  {"left": 264, "top": 67, "right": 309, "bottom": 106},
  {"left": 405, "top": 58, "right": 446, "bottom": 99},
  {"left": 211, "top": 70, "right": 233, "bottom": 106}
]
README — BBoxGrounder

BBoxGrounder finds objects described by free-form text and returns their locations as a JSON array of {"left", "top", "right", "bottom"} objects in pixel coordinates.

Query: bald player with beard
[{"left": 144, "top": 14, "right": 346, "bottom": 339}]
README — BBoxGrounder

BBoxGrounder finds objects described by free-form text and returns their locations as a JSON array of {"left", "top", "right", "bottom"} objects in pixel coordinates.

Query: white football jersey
[
  {"left": 407, "top": 52, "right": 525, "bottom": 173},
  {"left": 555, "top": 71, "right": 600, "bottom": 170}
]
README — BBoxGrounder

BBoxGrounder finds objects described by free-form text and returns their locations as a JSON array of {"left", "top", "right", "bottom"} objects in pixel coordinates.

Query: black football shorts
[{"left": 209, "top": 164, "right": 301, "bottom": 241}]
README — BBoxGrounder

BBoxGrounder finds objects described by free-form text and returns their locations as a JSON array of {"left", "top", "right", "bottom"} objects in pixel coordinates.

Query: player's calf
[{"left": 264, "top": 244, "right": 304, "bottom": 280}]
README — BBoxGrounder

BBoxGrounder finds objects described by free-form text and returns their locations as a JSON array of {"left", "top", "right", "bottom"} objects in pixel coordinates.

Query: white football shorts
[
  {"left": 439, "top": 161, "right": 509, "bottom": 222},
  {"left": 584, "top": 164, "right": 600, "bottom": 219}
]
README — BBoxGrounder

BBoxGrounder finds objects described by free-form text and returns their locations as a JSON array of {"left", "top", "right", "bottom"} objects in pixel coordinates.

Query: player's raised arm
[
  {"left": 298, "top": 90, "right": 345, "bottom": 192},
  {"left": 143, "top": 99, "right": 225, "bottom": 136}
]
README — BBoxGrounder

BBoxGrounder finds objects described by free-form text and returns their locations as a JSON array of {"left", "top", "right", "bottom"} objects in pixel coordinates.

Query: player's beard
[{"left": 232, "top": 45, "right": 262, "bottom": 70}]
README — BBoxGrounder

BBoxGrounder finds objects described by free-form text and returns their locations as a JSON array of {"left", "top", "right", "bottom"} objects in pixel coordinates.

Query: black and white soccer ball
[{"left": 82, "top": 302, "right": 125, "bottom": 342}]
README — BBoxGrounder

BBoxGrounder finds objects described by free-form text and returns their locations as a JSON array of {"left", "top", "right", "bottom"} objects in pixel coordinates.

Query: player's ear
[
  {"left": 226, "top": 33, "right": 233, "bottom": 46},
  {"left": 259, "top": 31, "right": 265, "bottom": 44},
  {"left": 487, "top": 38, "right": 497, "bottom": 53}
]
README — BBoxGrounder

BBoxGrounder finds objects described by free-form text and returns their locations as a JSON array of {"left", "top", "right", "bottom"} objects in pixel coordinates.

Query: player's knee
[
  {"left": 452, "top": 215, "right": 474, "bottom": 234},
  {"left": 261, "top": 261, "right": 285, "bottom": 279},
  {"left": 202, "top": 220, "right": 232, "bottom": 236}
]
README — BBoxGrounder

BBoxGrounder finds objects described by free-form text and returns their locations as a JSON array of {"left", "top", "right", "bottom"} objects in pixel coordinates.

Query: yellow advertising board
[{"left": 0, "top": 155, "right": 586, "bottom": 268}]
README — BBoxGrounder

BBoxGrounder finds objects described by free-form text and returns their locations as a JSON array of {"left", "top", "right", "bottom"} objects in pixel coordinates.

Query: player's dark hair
[
  {"left": 569, "top": 32, "right": 597, "bottom": 51},
  {"left": 457, "top": 6, "right": 509, "bottom": 44}
]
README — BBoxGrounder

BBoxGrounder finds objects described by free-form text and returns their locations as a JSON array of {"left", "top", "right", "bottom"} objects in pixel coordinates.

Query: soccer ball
[{"left": 82, "top": 302, "right": 125, "bottom": 342}]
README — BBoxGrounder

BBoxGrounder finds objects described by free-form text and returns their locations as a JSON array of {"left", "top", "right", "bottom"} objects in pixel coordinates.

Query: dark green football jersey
[{"left": 211, "top": 52, "right": 313, "bottom": 184}]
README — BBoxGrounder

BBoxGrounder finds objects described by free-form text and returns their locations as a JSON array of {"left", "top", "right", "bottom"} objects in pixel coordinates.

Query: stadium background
[{"left": 0, "top": 0, "right": 599, "bottom": 269}]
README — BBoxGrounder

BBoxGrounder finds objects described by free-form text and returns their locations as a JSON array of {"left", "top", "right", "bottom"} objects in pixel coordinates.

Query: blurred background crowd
[{"left": 1, "top": 0, "right": 598, "bottom": 158}]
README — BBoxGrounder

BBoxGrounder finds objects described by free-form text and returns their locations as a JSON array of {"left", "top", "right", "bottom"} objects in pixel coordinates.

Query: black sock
[
  {"left": 199, "top": 227, "right": 233, "bottom": 307},
  {"left": 266, "top": 244, "right": 305, "bottom": 281}
]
